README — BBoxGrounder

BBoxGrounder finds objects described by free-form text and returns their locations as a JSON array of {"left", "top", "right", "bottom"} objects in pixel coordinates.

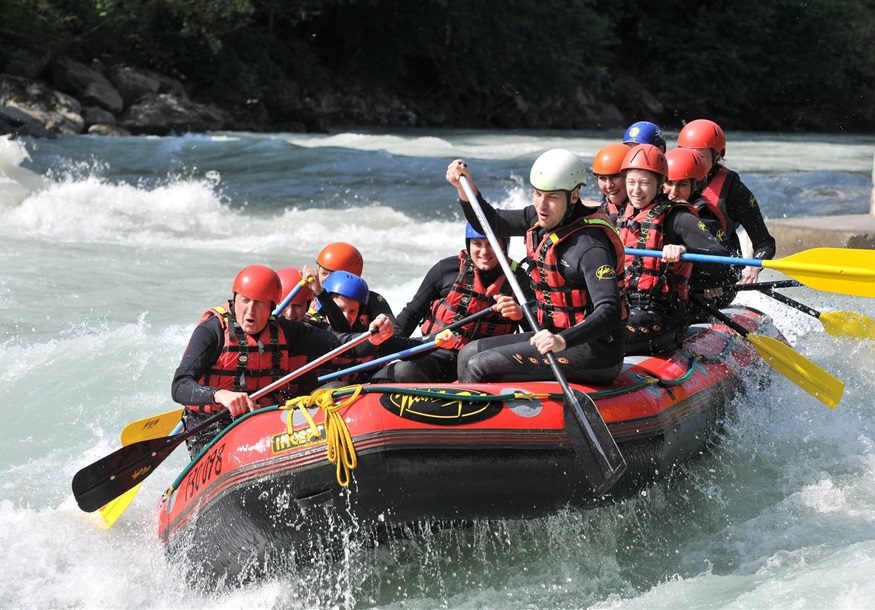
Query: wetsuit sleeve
[
  {"left": 171, "top": 316, "right": 224, "bottom": 406},
  {"left": 460, "top": 193, "right": 534, "bottom": 238},
  {"left": 666, "top": 209, "right": 737, "bottom": 285},
  {"left": 725, "top": 179, "right": 776, "bottom": 259},
  {"left": 558, "top": 241, "right": 623, "bottom": 347},
  {"left": 366, "top": 290, "right": 396, "bottom": 324},
  {"left": 514, "top": 263, "right": 535, "bottom": 333},
  {"left": 316, "top": 291, "right": 353, "bottom": 332},
  {"left": 394, "top": 259, "right": 450, "bottom": 337}
]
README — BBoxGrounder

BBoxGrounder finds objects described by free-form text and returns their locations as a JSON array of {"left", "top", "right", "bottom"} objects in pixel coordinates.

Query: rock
[
  {"left": 2, "top": 47, "right": 52, "bottom": 79},
  {"left": 118, "top": 93, "right": 226, "bottom": 135},
  {"left": 639, "top": 88, "right": 664, "bottom": 116},
  {"left": 106, "top": 65, "right": 161, "bottom": 104},
  {"left": 82, "top": 105, "right": 117, "bottom": 127},
  {"left": 0, "top": 74, "right": 84, "bottom": 135},
  {"left": 81, "top": 81, "right": 124, "bottom": 114},
  {"left": 87, "top": 123, "right": 131, "bottom": 136},
  {"left": 52, "top": 58, "right": 114, "bottom": 96}
]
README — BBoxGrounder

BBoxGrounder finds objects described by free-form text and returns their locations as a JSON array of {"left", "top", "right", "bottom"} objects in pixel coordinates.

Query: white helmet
[{"left": 529, "top": 148, "right": 587, "bottom": 191}]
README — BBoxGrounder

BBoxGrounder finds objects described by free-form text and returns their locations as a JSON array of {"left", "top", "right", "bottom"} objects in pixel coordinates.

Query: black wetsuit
[
  {"left": 456, "top": 195, "right": 625, "bottom": 385},
  {"left": 371, "top": 255, "right": 530, "bottom": 382},
  {"left": 172, "top": 314, "right": 376, "bottom": 456},
  {"left": 315, "top": 289, "right": 395, "bottom": 333}
]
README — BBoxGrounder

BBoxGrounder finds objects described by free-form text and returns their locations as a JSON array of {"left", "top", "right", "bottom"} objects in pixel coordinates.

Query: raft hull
[{"left": 158, "top": 307, "right": 778, "bottom": 580}]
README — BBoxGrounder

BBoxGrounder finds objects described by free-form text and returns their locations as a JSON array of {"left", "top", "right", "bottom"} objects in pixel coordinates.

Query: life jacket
[
  {"left": 695, "top": 165, "right": 732, "bottom": 245},
  {"left": 419, "top": 250, "right": 518, "bottom": 348},
  {"left": 525, "top": 213, "right": 627, "bottom": 331},
  {"left": 599, "top": 196, "right": 627, "bottom": 226},
  {"left": 618, "top": 200, "right": 696, "bottom": 308},
  {"left": 188, "top": 303, "right": 306, "bottom": 413},
  {"left": 305, "top": 304, "right": 375, "bottom": 383}
]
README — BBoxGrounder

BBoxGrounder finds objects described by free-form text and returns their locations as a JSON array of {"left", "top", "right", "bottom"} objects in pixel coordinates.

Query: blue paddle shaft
[
  {"left": 273, "top": 281, "right": 307, "bottom": 317},
  {"left": 625, "top": 247, "right": 763, "bottom": 268},
  {"left": 317, "top": 340, "right": 439, "bottom": 382}
]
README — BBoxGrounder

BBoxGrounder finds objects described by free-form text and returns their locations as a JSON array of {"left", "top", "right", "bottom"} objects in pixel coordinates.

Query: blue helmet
[
  {"left": 322, "top": 271, "right": 369, "bottom": 304},
  {"left": 623, "top": 121, "right": 666, "bottom": 151},
  {"left": 465, "top": 222, "right": 486, "bottom": 239}
]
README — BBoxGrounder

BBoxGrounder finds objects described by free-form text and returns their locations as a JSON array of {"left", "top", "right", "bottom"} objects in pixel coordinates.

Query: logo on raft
[
  {"left": 272, "top": 423, "right": 326, "bottom": 454},
  {"left": 379, "top": 388, "right": 502, "bottom": 425}
]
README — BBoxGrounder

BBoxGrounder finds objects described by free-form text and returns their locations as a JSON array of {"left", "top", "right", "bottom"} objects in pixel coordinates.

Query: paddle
[
  {"left": 689, "top": 295, "right": 844, "bottom": 408},
  {"left": 706, "top": 280, "right": 875, "bottom": 340},
  {"left": 459, "top": 176, "right": 625, "bottom": 495},
  {"left": 625, "top": 247, "right": 875, "bottom": 298},
  {"left": 72, "top": 328, "right": 378, "bottom": 513},
  {"left": 273, "top": 276, "right": 314, "bottom": 317},
  {"left": 120, "top": 408, "right": 185, "bottom": 446}
]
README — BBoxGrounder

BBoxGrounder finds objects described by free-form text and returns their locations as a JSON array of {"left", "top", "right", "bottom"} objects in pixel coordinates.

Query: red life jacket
[
  {"left": 190, "top": 304, "right": 306, "bottom": 412},
  {"left": 419, "top": 250, "right": 518, "bottom": 348},
  {"left": 695, "top": 165, "right": 731, "bottom": 244},
  {"left": 618, "top": 201, "right": 696, "bottom": 307},
  {"left": 599, "top": 196, "right": 627, "bottom": 225},
  {"left": 525, "top": 213, "right": 627, "bottom": 331}
]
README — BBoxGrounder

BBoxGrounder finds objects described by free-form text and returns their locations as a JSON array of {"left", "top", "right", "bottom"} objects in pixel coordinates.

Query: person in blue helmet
[
  {"left": 371, "top": 223, "right": 529, "bottom": 383},
  {"left": 308, "top": 271, "right": 421, "bottom": 384},
  {"left": 623, "top": 120, "right": 666, "bottom": 153}
]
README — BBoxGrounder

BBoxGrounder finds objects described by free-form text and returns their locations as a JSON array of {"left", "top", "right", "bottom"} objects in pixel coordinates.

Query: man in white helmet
[{"left": 445, "top": 150, "right": 627, "bottom": 385}]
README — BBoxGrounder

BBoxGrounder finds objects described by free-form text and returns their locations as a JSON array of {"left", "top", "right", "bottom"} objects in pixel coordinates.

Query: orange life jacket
[
  {"left": 190, "top": 304, "right": 305, "bottom": 412},
  {"left": 619, "top": 201, "right": 696, "bottom": 307},
  {"left": 419, "top": 250, "right": 518, "bottom": 348},
  {"left": 525, "top": 214, "right": 627, "bottom": 331},
  {"left": 695, "top": 165, "right": 731, "bottom": 244}
]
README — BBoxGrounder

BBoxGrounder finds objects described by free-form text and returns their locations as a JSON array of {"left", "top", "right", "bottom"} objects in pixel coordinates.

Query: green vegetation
[{"left": 2, "top": 0, "right": 874, "bottom": 131}]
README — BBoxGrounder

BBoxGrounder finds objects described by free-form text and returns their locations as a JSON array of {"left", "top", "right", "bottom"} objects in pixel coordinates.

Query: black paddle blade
[
  {"left": 564, "top": 390, "right": 625, "bottom": 497},
  {"left": 72, "top": 435, "right": 184, "bottom": 512}
]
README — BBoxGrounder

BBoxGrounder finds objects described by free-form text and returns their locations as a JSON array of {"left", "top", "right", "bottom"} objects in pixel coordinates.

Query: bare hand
[
  {"left": 493, "top": 294, "right": 523, "bottom": 321},
  {"left": 434, "top": 329, "right": 463, "bottom": 350},
  {"left": 446, "top": 159, "right": 478, "bottom": 201},
  {"left": 368, "top": 313, "right": 394, "bottom": 345},
  {"left": 661, "top": 244, "right": 687, "bottom": 263},
  {"left": 738, "top": 266, "right": 761, "bottom": 284},
  {"left": 214, "top": 389, "right": 256, "bottom": 418},
  {"left": 530, "top": 329, "right": 566, "bottom": 355}
]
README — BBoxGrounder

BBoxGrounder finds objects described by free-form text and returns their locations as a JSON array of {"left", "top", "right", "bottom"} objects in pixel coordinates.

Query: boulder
[
  {"left": 0, "top": 74, "right": 83, "bottom": 135},
  {"left": 82, "top": 105, "right": 117, "bottom": 127},
  {"left": 118, "top": 93, "right": 226, "bottom": 135},
  {"left": 87, "top": 123, "right": 131, "bottom": 136},
  {"left": 52, "top": 58, "right": 115, "bottom": 97},
  {"left": 81, "top": 81, "right": 124, "bottom": 114},
  {"left": 106, "top": 65, "right": 161, "bottom": 104}
]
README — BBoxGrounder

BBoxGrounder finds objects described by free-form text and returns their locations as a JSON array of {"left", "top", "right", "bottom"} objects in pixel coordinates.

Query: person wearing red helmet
[
  {"left": 446, "top": 150, "right": 627, "bottom": 385},
  {"left": 309, "top": 241, "right": 396, "bottom": 332},
  {"left": 618, "top": 145, "right": 733, "bottom": 355},
  {"left": 276, "top": 267, "right": 314, "bottom": 321},
  {"left": 592, "top": 142, "right": 631, "bottom": 223},
  {"left": 171, "top": 264, "right": 394, "bottom": 456},
  {"left": 372, "top": 223, "right": 528, "bottom": 383},
  {"left": 677, "top": 118, "right": 776, "bottom": 285}
]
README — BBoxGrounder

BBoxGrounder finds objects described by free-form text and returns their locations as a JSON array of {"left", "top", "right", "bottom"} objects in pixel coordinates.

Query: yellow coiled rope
[{"left": 281, "top": 385, "right": 365, "bottom": 487}]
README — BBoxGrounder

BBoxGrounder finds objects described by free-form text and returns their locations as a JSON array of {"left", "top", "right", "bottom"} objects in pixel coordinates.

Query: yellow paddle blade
[
  {"left": 747, "top": 333, "right": 844, "bottom": 409},
  {"left": 97, "top": 484, "right": 141, "bottom": 528},
  {"left": 120, "top": 409, "right": 184, "bottom": 446},
  {"left": 764, "top": 248, "right": 875, "bottom": 298},
  {"left": 819, "top": 311, "right": 875, "bottom": 339}
]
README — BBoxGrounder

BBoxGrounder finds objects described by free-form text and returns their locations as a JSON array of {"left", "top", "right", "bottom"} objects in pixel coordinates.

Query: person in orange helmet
[
  {"left": 677, "top": 118, "right": 776, "bottom": 285},
  {"left": 617, "top": 145, "right": 733, "bottom": 354},
  {"left": 171, "top": 264, "right": 393, "bottom": 456},
  {"left": 276, "top": 267, "right": 314, "bottom": 321},
  {"left": 307, "top": 241, "right": 396, "bottom": 331},
  {"left": 592, "top": 142, "right": 631, "bottom": 224}
]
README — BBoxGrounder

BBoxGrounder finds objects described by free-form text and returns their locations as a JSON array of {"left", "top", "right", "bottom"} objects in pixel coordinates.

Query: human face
[
  {"left": 597, "top": 174, "right": 626, "bottom": 205},
  {"left": 683, "top": 147, "right": 716, "bottom": 174},
  {"left": 332, "top": 294, "right": 361, "bottom": 327},
  {"left": 468, "top": 237, "right": 498, "bottom": 271},
  {"left": 281, "top": 302, "right": 308, "bottom": 321},
  {"left": 317, "top": 265, "right": 333, "bottom": 285},
  {"left": 625, "top": 169, "right": 661, "bottom": 210},
  {"left": 234, "top": 293, "right": 272, "bottom": 335},
  {"left": 663, "top": 179, "right": 692, "bottom": 202},
  {"left": 532, "top": 187, "right": 578, "bottom": 230}
]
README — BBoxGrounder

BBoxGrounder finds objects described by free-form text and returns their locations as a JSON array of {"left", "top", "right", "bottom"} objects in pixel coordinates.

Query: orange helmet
[
  {"left": 592, "top": 143, "right": 631, "bottom": 176},
  {"left": 665, "top": 148, "right": 707, "bottom": 182},
  {"left": 232, "top": 265, "right": 282, "bottom": 304},
  {"left": 678, "top": 119, "right": 726, "bottom": 158},
  {"left": 621, "top": 144, "right": 668, "bottom": 178},
  {"left": 317, "top": 242, "right": 364, "bottom": 276},
  {"left": 276, "top": 267, "right": 314, "bottom": 305}
]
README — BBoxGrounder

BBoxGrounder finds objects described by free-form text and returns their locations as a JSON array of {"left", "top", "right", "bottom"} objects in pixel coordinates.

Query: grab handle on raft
[{"left": 459, "top": 176, "right": 625, "bottom": 496}]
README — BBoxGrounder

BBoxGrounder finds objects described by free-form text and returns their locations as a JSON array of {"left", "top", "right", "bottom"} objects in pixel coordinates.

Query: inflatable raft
[{"left": 158, "top": 306, "right": 779, "bottom": 580}]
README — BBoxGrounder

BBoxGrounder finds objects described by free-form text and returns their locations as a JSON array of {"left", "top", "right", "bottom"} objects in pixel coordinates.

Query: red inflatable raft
[{"left": 157, "top": 306, "right": 778, "bottom": 580}]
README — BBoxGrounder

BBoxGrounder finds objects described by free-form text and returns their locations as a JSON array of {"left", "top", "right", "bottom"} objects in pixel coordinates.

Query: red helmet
[
  {"left": 317, "top": 242, "right": 364, "bottom": 276},
  {"left": 665, "top": 148, "right": 707, "bottom": 182},
  {"left": 276, "top": 267, "right": 314, "bottom": 305},
  {"left": 232, "top": 265, "right": 281, "bottom": 304},
  {"left": 621, "top": 144, "right": 668, "bottom": 178},
  {"left": 592, "top": 143, "right": 631, "bottom": 176},
  {"left": 678, "top": 119, "right": 726, "bottom": 158}
]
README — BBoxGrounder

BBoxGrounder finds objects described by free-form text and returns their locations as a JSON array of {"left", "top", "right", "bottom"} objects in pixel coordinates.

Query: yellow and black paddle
[
  {"left": 716, "top": 280, "right": 875, "bottom": 340},
  {"left": 690, "top": 295, "right": 844, "bottom": 409},
  {"left": 625, "top": 247, "right": 875, "bottom": 298}
]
